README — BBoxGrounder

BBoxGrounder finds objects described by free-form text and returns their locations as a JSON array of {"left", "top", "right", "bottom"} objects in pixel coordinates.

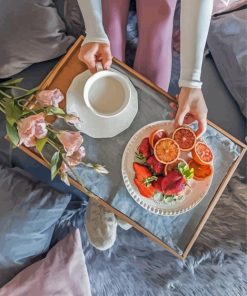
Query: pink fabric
[
  {"left": 212, "top": 0, "right": 246, "bottom": 15},
  {"left": 0, "top": 230, "right": 92, "bottom": 296},
  {"left": 102, "top": 0, "right": 177, "bottom": 91}
]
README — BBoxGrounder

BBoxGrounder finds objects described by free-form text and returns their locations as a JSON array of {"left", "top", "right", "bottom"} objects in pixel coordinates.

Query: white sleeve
[
  {"left": 76, "top": 0, "right": 109, "bottom": 45},
  {"left": 179, "top": 0, "right": 213, "bottom": 88}
]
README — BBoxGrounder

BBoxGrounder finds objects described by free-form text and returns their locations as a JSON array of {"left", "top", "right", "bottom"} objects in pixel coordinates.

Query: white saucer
[{"left": 66, "top": 70, "right": 138, "bottom": 138}]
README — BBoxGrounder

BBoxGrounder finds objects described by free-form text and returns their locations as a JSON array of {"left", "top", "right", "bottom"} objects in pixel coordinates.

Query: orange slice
[
  {"left": 172, "top": 126, "right": 196, "bottom": 151},
  {"left": 192, "top": 141, "right": 213, "bottom": 165},
  {"left": 164, "top": 158, "right": 188, "bottom": 175},
  {"left": 154, "top": 138, "right": 180, "bottom": 164},
  {"left": 149, "top": 129, "right": 168, "bottom": 148},
  {"left": 188, "top": 159, "right": 212, "bottom": 180}
]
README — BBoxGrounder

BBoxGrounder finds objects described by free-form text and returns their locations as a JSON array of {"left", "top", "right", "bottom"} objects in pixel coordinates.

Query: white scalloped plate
[{"left": 122, "top": 121, "right": 214, "bottom": 216}]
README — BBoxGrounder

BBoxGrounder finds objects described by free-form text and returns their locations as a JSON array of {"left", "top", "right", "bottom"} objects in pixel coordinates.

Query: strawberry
[
  {"left": 153, "top": 176, "right": 163, "bottom": 192},
  {"left": 134, "top": 178, "right": 155, "bottom": 198},
  {"left": 137, "top": 137, "right": 151, "bottom": 158},
  {"left": 146, "top": 155, "right": 164, "bottom": 175},
  {"left": 133, "top": 163, "right": 151, "bottom": 182},
  {"left": 161, "top": 171, "right": 186, "bottom": 195},
  {"left": 165, "top": 178, "right": 186, "bottom": 195}
]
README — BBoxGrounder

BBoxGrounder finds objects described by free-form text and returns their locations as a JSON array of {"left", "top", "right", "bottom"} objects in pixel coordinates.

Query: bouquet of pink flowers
[{"left": 0, "top": 78, "right": 108, "bottom": 186}]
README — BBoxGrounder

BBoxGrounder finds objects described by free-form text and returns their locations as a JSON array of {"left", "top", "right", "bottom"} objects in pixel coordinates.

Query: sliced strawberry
[
  {"left": 161, "top": 171, "right": 183, "bottom": 192},
  {"left": 133, "top": 163, "right": 152, "bottom": 182},
  {"left": 137, "top": 137, "right": 151, "bottom": 158},
  {"left": 134, "top": 178, "right": 155, "bottom": 198},
  {"left": 165, "top": 178, "right": 186, "bottom": 195},
  {"left": 146, "top": 155, "right": 164, "bottom": 175},
  {"left": 161, "top": 171, "right": 186, "bottom": 195},
  {"left": 153, "top": 176, "right": 163, "bottom": 192}
]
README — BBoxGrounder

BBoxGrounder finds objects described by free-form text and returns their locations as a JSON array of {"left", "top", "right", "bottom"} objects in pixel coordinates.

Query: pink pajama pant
[{"left": 102, "top": 0, "right": 177, "bottom": 91}]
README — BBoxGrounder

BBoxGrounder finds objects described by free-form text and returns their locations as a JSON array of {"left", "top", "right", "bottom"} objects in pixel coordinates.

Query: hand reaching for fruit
[{"left": 170, "top": 87, "right": 208, "bottom": 138}]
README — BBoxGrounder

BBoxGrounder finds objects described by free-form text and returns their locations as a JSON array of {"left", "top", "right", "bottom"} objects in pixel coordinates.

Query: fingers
[
  {"left": 174, "top": 106, "right": 189, "bottom": 127},
  {"left": 101, "top": 46, "right": 112, "bottom": 70},
  {"left": 195, "top": 117, "right": 207, "bottom": 137},
  {"left": 169, "top": 102, "right": 177, "bottom": 111},
  {"left": 78, "top": 46, "right": 97, "bottom": 74},
  {"left": 184, "top": 114, "right": 196, "bottom": 125}
]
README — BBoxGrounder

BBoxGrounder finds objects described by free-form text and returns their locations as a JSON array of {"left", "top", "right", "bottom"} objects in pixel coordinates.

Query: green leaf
[
  {"left": 178, "top": 162, "right": 194, "bottom": 180},
  {"left": 36, "top": 137, "right": 48, "bottom": 154},
  {"left": 163, "top": 195, "right": 176, "bottom": 203},
  {"left": 50, "top": 152, "right": 63, "bottom": 180},
  {"left": 134, "top": 152, "right": 146, "bottom": 164},
  {"left": 143, "top": 176, "right": 158, "bottom": 187},
  {"left": 46, "top": 107, "right": 65, "bottom": 116},
  {"left": 6, "top": 122, "right": 19, "bottom": 146},
  {"left": 4, "top": 99, "right": 22, "bottom": 126}
]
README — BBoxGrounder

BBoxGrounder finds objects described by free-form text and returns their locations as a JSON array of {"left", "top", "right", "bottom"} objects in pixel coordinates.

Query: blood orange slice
[
  {"left": 172, "top": 126, "right": 196, "bottom": 151},
  {"left": 149, "top": 129, "right": 168, "bottom": 148},
  {"left": 154, "top": 138, "right": 180, "bottom": 164},
  {"left": 192, "top": 141, "right": 213, "bottom": 165},
  {"left": 188, "top": 159, "right": 212, "bottom": 180},
  {"left": 164, "top": 158, "right": 188, "bottom": 175}
]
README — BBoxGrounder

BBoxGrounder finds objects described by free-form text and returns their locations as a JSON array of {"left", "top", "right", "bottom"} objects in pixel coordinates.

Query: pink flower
[
  {"left": 57, "top": 131, "right": 83, "bottom": 156},
  {"left": 17, "top": 113, "right": 47, "bottom": 147},
  {"left": 36, "top": 89, "right": 64, "bottom": 107},
  {"left": 60, "top": 146, "right": 86, "bottom": 173},
  {"left": 67, "top": 146, "right": 86, "bottom": 166}
]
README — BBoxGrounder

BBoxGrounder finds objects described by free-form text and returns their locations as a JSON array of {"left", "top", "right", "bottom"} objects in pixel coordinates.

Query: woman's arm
[
  {"left": 179, "top": 0, "right": 214, "bottom": 88},
  {"left": 174, "top": 0, "right": 213, "bottom": 137},
  {"left": 77, "top": 0, "right": 109, "bottom": 45},
  {"left": 77, "top": 0, "right": 112, "bottom": 72}
]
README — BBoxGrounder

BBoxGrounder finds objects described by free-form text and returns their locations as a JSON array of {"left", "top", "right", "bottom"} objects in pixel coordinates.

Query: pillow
[
  {"left": 207, "top": 9, "right": 247, "bottom": 118},
  {"left": 55, "top": 0, "right": 85, "bottom": 38},
  {"left": 0, "top": 0, "right": 75, "bottom": 78},
  {"left": 0, "top": 230, "right": 92, "bottom": 296},
  {"left": 213, "top": 0, "right": 247, "bottom": 15},
  {"left": 0, "top": 164, "right": 71, "bottom": 287}
]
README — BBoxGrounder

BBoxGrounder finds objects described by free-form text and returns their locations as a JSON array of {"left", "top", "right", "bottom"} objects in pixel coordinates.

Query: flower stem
[
  {"left": 62, "top": 157, "right": 86, "bottom": 188},
  {"left": 0, "top": 105, "right": 5, "bottom": 114},
  {"left": 47, "top": 138, "right": 60, "bottom": 151},
  {"left": 0, "top": 85, "right": 29, "bottom": 91},
  {"left": 47, "top": 126, "right": 58, "bottom": 134},
  {"left": 0, "top": 78, "right": 24, "bottom": 86},
  {"left": 0, "top": 90, "right": 12, "bottom": 99}
]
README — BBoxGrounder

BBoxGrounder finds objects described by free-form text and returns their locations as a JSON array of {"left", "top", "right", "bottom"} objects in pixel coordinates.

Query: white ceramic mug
[{"left": 83, "top": 65, "right": 131, "bottom": 118}]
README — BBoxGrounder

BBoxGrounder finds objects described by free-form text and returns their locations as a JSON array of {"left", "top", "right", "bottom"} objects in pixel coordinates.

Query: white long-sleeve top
[{"left": 77, "top": 0, "right": 213, "bottom": 88}]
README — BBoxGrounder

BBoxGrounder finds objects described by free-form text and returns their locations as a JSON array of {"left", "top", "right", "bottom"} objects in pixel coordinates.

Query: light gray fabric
[
  {"left": 53, "top": 173, "right": 247, "bottom": 296},
  {"left": 0, "top": 230, "right": 91, "bottom": 296},
  {"left": 0, "top": 0, "right": 75, "bottom": 78},
  {"left": 0, "top": 164, "right": 71, "bottom": 287},
  {"left": 207, "top": 9, "right": 247, "bottom": 118}
]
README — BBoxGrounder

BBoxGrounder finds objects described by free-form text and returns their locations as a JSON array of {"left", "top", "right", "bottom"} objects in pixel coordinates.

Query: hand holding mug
[{"left": 78, "top": 42, "right": 112, "bottom": 74}]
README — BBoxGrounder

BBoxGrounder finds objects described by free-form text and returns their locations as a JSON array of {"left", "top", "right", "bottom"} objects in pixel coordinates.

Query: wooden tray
[{"left": 20, "top": 36, "right": 246, "bottom": 259}]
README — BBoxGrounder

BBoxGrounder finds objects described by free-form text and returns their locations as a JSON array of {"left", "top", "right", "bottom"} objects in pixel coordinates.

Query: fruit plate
[{"left": 122, "top": 120, "right": 214, "bottom": 216}]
